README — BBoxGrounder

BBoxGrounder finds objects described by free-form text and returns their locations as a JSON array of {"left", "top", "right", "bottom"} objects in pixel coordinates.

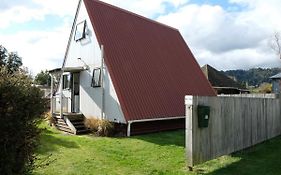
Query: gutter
[{"left": 126, "top": 116, "right": 185, "bottom": 137}]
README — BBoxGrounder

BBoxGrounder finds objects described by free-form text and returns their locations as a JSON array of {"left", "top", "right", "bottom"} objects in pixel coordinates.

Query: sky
[{"left": 0, "top": 0, "right": 281, "bottom": 75}]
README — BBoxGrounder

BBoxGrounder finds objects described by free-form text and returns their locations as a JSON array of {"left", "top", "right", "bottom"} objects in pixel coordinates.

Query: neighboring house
[
  {"left": 34, "top": 84, "right": 51, "bottom": 98},
  {"left": 270, "top": 73, "right": 281, "bottom": 94},
  {"left": 49, "top": 0, "right": 215, "bottom": 136},
  {"left": 201, "top": 64, "right": 249, "bottom": 94}
]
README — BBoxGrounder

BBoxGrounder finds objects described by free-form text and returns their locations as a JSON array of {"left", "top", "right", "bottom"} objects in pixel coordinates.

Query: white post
[
  {"left": 101, "top": 45, "right": 105, "bottom": 120},
  {"left": 60, "top": 74, "right": 63, "bottom": 118},
  {"left": 50, "top": 74, "right": 54, "bottom": 115},
  {"left": 127, "top": 121, "right": 132, "bottom": 137},
  {"left": 185, "top": 95, "right": 194, "bottom": 168}
]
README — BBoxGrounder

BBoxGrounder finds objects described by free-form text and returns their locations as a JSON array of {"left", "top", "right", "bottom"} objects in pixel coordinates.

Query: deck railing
[{"left": 51, "top": 96, "right": 71, "bottom": 114}]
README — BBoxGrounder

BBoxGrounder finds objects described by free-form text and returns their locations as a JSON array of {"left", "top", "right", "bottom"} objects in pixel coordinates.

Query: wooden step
[
  {"left": 57, "top": 120, "right": 67, "bottom": 125},
  {"left": 76, "top": 129, "right": 89, "bottom": 134},
  {"left": 72, "top": 122, "right": 85, "bottom": 126},
  {"left": 57, "top": 127, "right": 74, "bottom": 134},
  {"left": 56, "top": 118, "right": 64, "bottom": 121},
  {"left": 68, "top": 118, "right": 84, "bottom": 123},
  {"left": 71, "top": 121, "right": 84, "bottom": 125},
  {"left": 64, "top": 114, "right": 83, "bottom": 120},
  {"left": 74, "top": 125, "right": 87, "bottom": 130},
  {"left": 55, "top": 123, "right": 70, "bottom": 130},
  {"left": 53, "top": 113, "right": 89, "bottom": 135},
  {"left": 55, "top": 125, "right": 73, "bottom": 134},
  {"left": 53, "top": 113, "right": 61, "bottom": 117}
]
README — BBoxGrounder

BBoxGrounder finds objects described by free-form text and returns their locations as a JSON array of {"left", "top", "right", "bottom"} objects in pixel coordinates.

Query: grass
[{"left": 33, "top": 122, "right": 281, "bottom": 175}]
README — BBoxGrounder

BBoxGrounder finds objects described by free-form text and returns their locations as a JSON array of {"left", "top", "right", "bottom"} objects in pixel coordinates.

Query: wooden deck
[{"left": 53, "top": 113, "right": 88, "bottom": 135}]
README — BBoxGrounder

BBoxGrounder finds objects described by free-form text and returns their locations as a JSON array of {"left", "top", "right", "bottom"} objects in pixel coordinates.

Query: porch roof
[
  {"left": 48, "top": 68, "right": 62, "bottom": 74},
  {"left": 49, "top": 67, "right": 86, "bottom": 74},
  {"left": 63, "top": 66, "right": 86, "bottom": 73}
]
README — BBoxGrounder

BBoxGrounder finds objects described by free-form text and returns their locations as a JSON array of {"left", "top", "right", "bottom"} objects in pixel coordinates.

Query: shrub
[
  {"left": 97, "top": 119, "right": 114, "bottom": 137},
  {"left": 85, "top": 118, "right": 114, "bottom": 137},
  {"left": 258, "top": 83, "right": 272, "bottom": 93},
  {"left": 44, "top": 112, "right": 55, "bottom": 126},
  {"left": 0, "top": 67, "right": 47, "bottom": 174},
  {"left": 84, "top": 117, "right": 100, "bottom": 132}
]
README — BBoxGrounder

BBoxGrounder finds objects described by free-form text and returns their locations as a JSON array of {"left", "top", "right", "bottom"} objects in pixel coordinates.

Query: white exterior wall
[
  {"left": 272, "top": 80, "right": 280, "bottom": 94},
  {"left": 62, "top": 1, "right": 126, "bottom": 123}
]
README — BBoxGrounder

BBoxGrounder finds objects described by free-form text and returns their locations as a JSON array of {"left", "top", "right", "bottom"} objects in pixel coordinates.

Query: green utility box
[{"left": 197, "top": 105, "right": 210, "bottom": 128}]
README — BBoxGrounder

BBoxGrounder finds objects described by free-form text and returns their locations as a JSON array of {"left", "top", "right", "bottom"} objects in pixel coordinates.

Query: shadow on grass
[
  {"left": 33, "top": 126, "right": 80, "bottom": 172},
  {"left": 200, "top": 136, "right": 281, "bottom": 175},
  {"left": 133, "top": 129, "right": 185, "bottom": 147},
  {"left": 36, "top": 128, "right": 80, "bottom": 155}
]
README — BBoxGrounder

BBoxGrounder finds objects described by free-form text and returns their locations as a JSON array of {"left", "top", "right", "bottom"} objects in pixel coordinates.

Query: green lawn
[{"left": 33, "top": 122, "right": 281, "bottom": 175}]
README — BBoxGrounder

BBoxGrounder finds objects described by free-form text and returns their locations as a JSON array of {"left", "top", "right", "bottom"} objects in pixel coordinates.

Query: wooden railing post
[
  {"left": 50, "top": 74, "right": 54, "bottom": 115},
  {"left": 60, "top": 74, "right": 63, "bottom": 118}
]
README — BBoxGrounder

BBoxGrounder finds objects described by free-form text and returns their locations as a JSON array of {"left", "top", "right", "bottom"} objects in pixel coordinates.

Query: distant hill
[{"left": 223, "top": 68, "right": 281, "bottom": 86}]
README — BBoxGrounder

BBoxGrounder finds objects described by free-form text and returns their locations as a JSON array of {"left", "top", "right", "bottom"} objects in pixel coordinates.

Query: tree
[
  {"left": 34, "top": 70, "right": 51, "bottom": 86},
  {"left": 0, "top": 45, "right": 22, "bottom": 73},
  {"left": 0, "top": 67, "right": 47, "bottom": 174},
  {"left": 0, "top": 45, "right": 8, "bottom": 66},
  {"left": 6, "top": 52, "right": 23, "bottom": 73},
  {"left": 270, "top": 32, "right": 281, "bottom": 60}
]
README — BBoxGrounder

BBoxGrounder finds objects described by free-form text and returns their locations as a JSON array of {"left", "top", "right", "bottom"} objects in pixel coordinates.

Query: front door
[{"left": 71, "top": 73, "right": 80, "bottom": 113}]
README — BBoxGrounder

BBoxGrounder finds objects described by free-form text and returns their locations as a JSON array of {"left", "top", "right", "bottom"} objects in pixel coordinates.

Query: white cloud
[
  {"left": 0, "top": 21, "right": 72, "bottom": 75},
  {"left": 0, "top": 0, "right": 34, "bottom": 11},
  {"left": 0, "top": 0, "right": 78, "bottom": 29},
  {"left": 1, "top": 0, "right": 281, "bottom": 74},
  {"left": 0, "top": 0, "right": 78, "bottom": 75},
  {"left": 157, "top": 0, "right": 281, "bottom": 70}
]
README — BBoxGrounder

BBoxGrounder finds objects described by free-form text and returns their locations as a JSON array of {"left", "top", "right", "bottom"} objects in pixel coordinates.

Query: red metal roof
[{"left": 84, "top": 0, "right": 216, "bottom": 122}]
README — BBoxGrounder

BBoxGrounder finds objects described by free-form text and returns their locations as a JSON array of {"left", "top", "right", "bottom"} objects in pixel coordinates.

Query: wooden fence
[{"left": 185, "top": 95, "right": 281, "bottom": 166}]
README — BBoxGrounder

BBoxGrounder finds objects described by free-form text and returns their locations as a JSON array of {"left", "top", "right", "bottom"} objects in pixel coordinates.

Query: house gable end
[
  {"left": 83, "top": 0, "right": 216, "bottom": 122},
  {"left": 62, "top": 0, "right": 126, "bottom": 123}
]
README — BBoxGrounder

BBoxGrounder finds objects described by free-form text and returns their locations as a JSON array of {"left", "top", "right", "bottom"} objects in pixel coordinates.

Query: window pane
[
  {"left": 63, "top": 74, "right": 70, "bottom": 89},
  {"left": 92, "top": 68, "right": 101, "bottom": 87}
]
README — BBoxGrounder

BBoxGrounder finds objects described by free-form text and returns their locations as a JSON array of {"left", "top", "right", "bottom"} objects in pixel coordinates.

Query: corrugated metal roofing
[
  {"left": 84, "top": 0, "right": 216, "bottom": 122},
  {"left": 270, "top": 72, "right": 281, "bottom": 79},
  {"left": 202, "top": 64, "right": 244, "bottom": 89}
]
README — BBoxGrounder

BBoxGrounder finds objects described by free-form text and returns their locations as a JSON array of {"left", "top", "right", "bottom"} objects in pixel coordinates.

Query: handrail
[{"left": 64, "top": 116, "right": 77, "bottom": 135}]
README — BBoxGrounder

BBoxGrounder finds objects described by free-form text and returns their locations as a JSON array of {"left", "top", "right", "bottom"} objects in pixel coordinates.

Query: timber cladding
[{"left": 185, "top": 95, "right": 281, "bottom": 166}]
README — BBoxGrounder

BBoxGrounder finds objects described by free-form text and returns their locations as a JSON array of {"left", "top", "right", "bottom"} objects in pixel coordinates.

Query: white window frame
[
  {"left": 91, "top": 68, "right": 101, "bottom": 87},
  {"left": 74, "top": 20, "right": 87, "bottom": 41}
]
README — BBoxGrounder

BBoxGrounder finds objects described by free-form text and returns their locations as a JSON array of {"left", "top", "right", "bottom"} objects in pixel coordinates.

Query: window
[
  {"left": 91, "top": 68, "right": 101, "bottom": 87},
  {"left": 63, "top": 74, "right": 71, "bottom": 89},
  {"left": 74, "top": 20, "right": 87, "bottom": 41}
]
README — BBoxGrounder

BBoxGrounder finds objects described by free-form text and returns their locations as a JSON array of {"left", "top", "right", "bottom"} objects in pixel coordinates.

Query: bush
[
  {"left": 44, "top": 112, "right": 55, "bottom": 126},
  {"left": 84, "top": 117, "right": 100, "bottom": 132},
  {"left": 0, "top": 67, "right": 47, "bottom": 174},
  {"left": 85, "top": 118, "right": 114, "bottom": 137},
  {"left": 258, "top": 83, "right": 272, "bottom": 93}
]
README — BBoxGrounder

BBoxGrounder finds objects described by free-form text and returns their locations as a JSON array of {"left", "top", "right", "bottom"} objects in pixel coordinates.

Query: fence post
[
  {"left": 277, "top": 92, "right": 281, "bottom": 134},
  {"left": 185, "top": 95, "right": 194, "bottom": 168}
]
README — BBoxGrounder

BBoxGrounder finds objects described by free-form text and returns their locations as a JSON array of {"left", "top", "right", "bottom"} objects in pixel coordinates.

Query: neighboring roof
[
  {"left": 83, "top": 0, "right": 216, "bottom": 121},
  {"left": 48, "top": 68, "right": 62, "bottom": 74},
  {"left": 270, "top": 72, "right": 281, "bottom": 79},
  {"left": 202, "top": 64, "right": 244, "bottom": 89}
]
